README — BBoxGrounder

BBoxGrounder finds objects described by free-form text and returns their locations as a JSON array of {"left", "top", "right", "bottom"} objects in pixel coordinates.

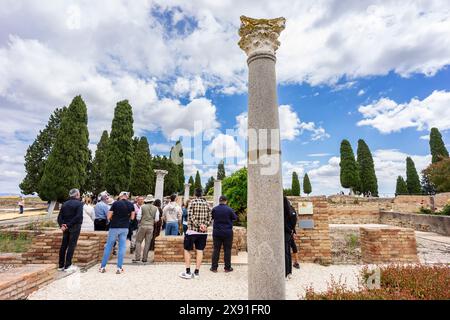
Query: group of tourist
[{"left": 56, "top": 187, "right": 239, "bottom": 278}]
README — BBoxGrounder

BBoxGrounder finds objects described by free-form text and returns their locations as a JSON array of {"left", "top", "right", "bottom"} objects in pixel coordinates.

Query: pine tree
[
  {"left": 406, "top": 157, "right": 422, "bottom": 195},
  {"left": 357, "top": 139, "right": 378, "bottom": 196},
  {"left": 217, "top": 160, "right": 226, "bottom": 180},
  {"left": 38, "top": 96, "right": 90, "bottom": 202},
  {"left": 430, "top": 127, "right": 449, "bottom": 163},
  {"left": 188, "top": 176, "right": 195, "bottom": 196},
  {"left": 395, "top": 176, "right": 408, "bottom": 196},
  {"left": 339, "top": 139, "right": 360, "bottom": 193},
  {"left": 130, "top": 137, "right": 154, "bottom": 196},
  {"left": 204, "top": 176, "right": 215, "bottom": 195},
  {"left": 20, "top": 107, "right": 67, "bottom": 195},
  {"left": 105, "top": 100, "right": 134, "bottom": 195},
  {"left": 91, "top": 130, "right": 109, "bottom": 195},
  {"left": 291, "top": 171, "right": 300, "bottom": 196},
  {"left": 194, "top": 170, "right": 202, "bottom": 191},
  {"left": 303, "top": 173, "right": 312, "bottom": 195}
]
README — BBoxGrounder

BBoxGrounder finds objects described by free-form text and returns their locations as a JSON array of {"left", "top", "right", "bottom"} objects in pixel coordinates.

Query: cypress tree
[
  {"left": 20, "top": 107, "right": 67, "bottom": 195},
  {"left": 303, "top": 173, "right": 312, "bottom": 195},
  {"left": 204, "top": 176, "right": 215, "bottom": 195},
  {"left": 395, "top": 176, "right": 408, "bottom": 196},
  {"left": 339, "top": 139, "right": 360, "bottom": 193},
  {"left": 406, "top": 157, "right": 422, "bottom": 195},
  {"left": 91, "top": 130, "right": 109, "bottom": 195},
  {"left": 188, "top": 176, "right": 195, "bottom": 196},
  {"left": 194, "top": 170, "right": 202, "bottom": 191},
  {"left": 130, "top": 137, "right": 154, "bottom": 196},
  {"left": 38, "top": 96, "right": 90, "bottom": 202},
  {"left": 170, "top": 140, "right": 185, "bottom": 193},
  {"left": 291, "top": 171, "right": 300, "bottom": 196},
  {"left": 430, "top": 127, "right": 449, "bottom": 163},
  {"left": 357, "top": 139, "right": 378, "bottom": 196},
  {"left": 105, "top": 100, "right": 134, "bottom": 195},
  {"left": 217, "top": 160, "right": 226, "bottom": 180}
]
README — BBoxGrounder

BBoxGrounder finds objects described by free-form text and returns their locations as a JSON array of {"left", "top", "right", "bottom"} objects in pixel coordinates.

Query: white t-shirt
[{"left": 81, "top": 204, "right": 95, "bottom": 231}]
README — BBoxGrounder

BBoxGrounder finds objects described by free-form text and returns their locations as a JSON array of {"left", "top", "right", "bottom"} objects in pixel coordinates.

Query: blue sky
[{"left": 1, "top": 1, "right": 450, "bottom": 195}]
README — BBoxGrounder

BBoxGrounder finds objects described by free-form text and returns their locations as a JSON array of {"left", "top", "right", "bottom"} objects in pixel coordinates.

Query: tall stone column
[
  {"left": 154, "top": 170, "right": 168, "bottom": 202},
  {"left": 184, "top": 183, "right": 191, "bottom": 205},
  {"left": 238, "top": 16, "right": 286, "bottom": 300},
  {"left": 213, "top": 179, "right": 222, "bottom": 206}
]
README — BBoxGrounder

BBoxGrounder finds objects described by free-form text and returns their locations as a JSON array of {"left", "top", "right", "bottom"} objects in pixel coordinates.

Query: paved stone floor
[{"left": 28, "top": 263, "right": 363, "bottom": 300}]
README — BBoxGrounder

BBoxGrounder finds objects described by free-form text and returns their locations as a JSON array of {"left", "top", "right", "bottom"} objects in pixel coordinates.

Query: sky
[{"left": 1, "top": 0, "right": 450, "bottom": 196}]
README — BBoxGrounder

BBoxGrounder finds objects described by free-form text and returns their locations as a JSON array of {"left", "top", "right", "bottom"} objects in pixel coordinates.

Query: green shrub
[
  {"left": 346, "top": 233, "right": 359, "bottom": 250},
  {"left": 439, "top": 204, "right": 450, "bottom": 216},
  {"left": 418, "top": 207, "right": 433, "bottom": 215},
  {"left": 306, "top": 264, "right": 450, "bottom": 300},
  {"left": 0, "top": 232, "right": 32, "bottom": 253}
]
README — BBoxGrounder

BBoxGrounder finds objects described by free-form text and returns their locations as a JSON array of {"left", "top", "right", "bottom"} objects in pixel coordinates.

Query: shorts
[
  {"left": 184, "top": 234, "right": 208, "bottom": 251},
  {"left": 289, "top": 236, "right": 298, "bottom": 254}
]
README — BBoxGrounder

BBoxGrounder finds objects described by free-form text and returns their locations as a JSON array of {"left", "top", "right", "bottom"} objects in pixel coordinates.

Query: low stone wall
[
  {"left": 154, "top": 235, "right": 238, "bottom": 263},
  {"left": 380, "top": 211, "right": 450, "bottom": 236},
  {"left": 0, "top": 197, "right": 48, "bottom": 209},
  {"left": 328, "top": 207, "right": 380, "bottom": 224},
  {"left": 360, "top": 227, "right": 418, "bottom": 264},
  {"left": 0, "top": 230, "right": 108, "bottom": 269},
  {"left": 434, "top": 192, "right": 450, "bottom": 210},
  {"left": 0, "top": 264, "right": 56, "bottom": 300}
]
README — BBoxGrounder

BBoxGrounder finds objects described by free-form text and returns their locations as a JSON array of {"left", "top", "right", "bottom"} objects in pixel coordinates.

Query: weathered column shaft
[
  {"left": 154, "top": 170, "right": 168, "bottom": 201},
  {"left": 239, "top": 16, "right": 286, "bottom": 300},
  {"left": 213, "top": 179, "right": 222, "bottom": 206}
]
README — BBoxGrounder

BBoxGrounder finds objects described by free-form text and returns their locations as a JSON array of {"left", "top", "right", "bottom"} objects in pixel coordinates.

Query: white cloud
[
  {"left": 151, "top": 143, "right": 172, "bottom": 153},
  {"left": 206, "top": 134, "right": 245, "bottom": 160},
  {"left": 236, "top": 105, "right": 329, "bottom": 142},
  {"left": 420, "top": 135, "right": 430, "bottom": 140},
  {"left": 358, "top": 89, "right": 365, "bottom": 96},
  {"left": 358, "top": 90, "right": 450, "bottom": 133},
  {"left": 173, "top": 76, "right": 206, "bottom": 100},
  {"left": 307, "top": 153, "right": 332, "bottom": 157}
]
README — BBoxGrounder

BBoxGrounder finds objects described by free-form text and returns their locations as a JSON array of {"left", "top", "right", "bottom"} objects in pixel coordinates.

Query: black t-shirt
[{"left": 109, "top": 199, "right": 134, "bottom": 229}]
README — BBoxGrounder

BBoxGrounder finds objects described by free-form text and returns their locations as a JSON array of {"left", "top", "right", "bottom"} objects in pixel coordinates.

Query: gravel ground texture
[
  {"left": 0, "top": 264, "right": 16, "bottom": 273},
  {"left": 28, "top": 263, "right": 363, "bottom": 300}
]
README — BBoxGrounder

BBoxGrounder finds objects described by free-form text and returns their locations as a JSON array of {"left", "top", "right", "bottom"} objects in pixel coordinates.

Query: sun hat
[{"left": 144, "top": 194, "right": 155, "bottom": 203}]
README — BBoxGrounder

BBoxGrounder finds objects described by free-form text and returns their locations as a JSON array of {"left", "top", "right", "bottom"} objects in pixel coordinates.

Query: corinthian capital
[{"left": 238, "top": 16, "right": 286, "bottom": 57}]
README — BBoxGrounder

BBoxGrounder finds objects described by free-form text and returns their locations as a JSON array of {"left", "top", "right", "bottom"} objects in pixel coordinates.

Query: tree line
[
  {"left": 338, "top": 128, "right": 449, "bottom": 197},
  {"left": 19, "top": 96, "right": 185, "bottom": 202}
]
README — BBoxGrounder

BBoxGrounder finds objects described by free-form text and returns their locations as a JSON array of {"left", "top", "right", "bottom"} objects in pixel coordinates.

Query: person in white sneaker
[
  {"left": 179, "top": 188, "right": 211, "bottom": 280},
  {"left": 57, "top": 189, "right": 83, "bottom": 273}
]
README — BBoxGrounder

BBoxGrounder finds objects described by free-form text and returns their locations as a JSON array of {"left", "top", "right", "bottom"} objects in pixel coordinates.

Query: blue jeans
[
  {"left": 165, "top": 222, "right": 179, "bottom": 236},
  {"left": 101, "top": 228, "right": 128, "bottom": 269}
]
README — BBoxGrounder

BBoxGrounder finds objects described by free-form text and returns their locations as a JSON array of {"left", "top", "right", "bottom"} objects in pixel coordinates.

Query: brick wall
[
  {"left": 0, "top": 230, "right": 108, "bottom": 269},
  {"left": 328, "top": 207, "right": 381, "bottom": 224},
  {"left": 288, "top": 197, "right": 332, "bottom": 265},
  {"left": 360, "top": 227, "right": 418, "bottom": 264},
  {"left": 154, "top": 235, "right": 238, "bottom": 263},
  {"left": 434, "top": 192, "right": 450, "bottom": 210},
  {"left": 0, "top": 264, "right": 56, "bottom": 300}
]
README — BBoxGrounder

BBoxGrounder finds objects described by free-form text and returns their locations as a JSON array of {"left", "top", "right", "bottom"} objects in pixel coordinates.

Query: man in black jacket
[
  {"left": 57, "top": 188, "right": 83, "bottom": 272},
  {"left": 210, "top": 195, "right": 238, "bottom": 273}
]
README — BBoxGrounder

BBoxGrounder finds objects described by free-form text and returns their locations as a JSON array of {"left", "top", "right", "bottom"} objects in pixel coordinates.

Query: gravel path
[
  {"left": 28, "top": 263, "right": 363, "bottom": 300},
  {"left": 0, "top": 264, "right": 16, "bottom": 273}
]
